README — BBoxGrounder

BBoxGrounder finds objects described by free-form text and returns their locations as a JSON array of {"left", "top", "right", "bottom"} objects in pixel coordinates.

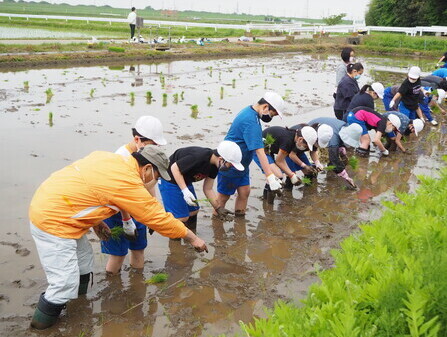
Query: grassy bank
[{"left": 233, "top": 160, "right": 447, "bottom": 337}]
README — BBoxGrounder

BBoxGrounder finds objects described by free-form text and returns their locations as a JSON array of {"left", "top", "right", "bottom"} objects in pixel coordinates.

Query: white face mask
[
  {"left": 349, "top": 56, "right": 355, "bottom": 63},
  {"left": 296, "top": 141, "right": 307, "bottom": 151},
  {"left": 408, "top": 78, "right": 417, "bottom": 84},
  {"left": 385, "top": 127, "right": 394, "bottom": 133}
]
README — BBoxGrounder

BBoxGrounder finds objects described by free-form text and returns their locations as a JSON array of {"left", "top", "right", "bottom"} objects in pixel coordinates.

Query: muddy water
[{"left": 0, "top": 52, "right": 446, "bottom": 337}]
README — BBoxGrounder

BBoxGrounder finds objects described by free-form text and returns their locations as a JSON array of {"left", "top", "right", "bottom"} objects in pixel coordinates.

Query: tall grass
[
  {"left": 364, "top": 33, "right": 447, "bottom": 52},
  {"left": 237, "top": 160, "right": 447, "bottom": 337}
]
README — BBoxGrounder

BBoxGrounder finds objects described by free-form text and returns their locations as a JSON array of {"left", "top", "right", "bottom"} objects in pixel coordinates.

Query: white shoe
[{"left": 431, "top": 120, "right": 438, "bottom": 126}]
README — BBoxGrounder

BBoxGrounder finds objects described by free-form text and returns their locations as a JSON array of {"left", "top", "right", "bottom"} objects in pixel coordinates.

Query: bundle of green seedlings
[
  {"left": 90, "top": 88, "right": 95, "bottom": 98},
  {"left": 146, "top": 91, "right": 152, "bottom": 104},
  {"left": 145, "top": 273, "right": 168, "bottom": 284},
  {"left": 23, "top": 81, "right": 29, "bottom": 92},
  {"left": 232, "top": 79, "right": 236, "bottom": 88},
  {"left": 160, "top": 74, "right": 166, "bottom": 90},
  {"left": 348, "top": 155, "right": 359, "bottom": 170},
  {"left": 130, "top": 92, "right": 135, "bottom": 106},
  {"left": 220, "top": 87, "right": 224, "bottom": 100},
  {"left": 237, "top": 159, "right": 447, "bottom": 337},
  {"left": 162, "top": 93, "right": 168, "bottom": 107},
  {"left": 207, "top": 97, "right": 213, "bottom": 107},
  {"left": 45, "top": 88, "right": 53, "bottom": 104},
  {"left": 173, "top": 93, "right": 179, "bottom": 104},
  {"left": 48, "top": 112, "right": 53, "bottom": 127},
  {"left": 190, "top": 105, "right": 199, "bottom": 119}
]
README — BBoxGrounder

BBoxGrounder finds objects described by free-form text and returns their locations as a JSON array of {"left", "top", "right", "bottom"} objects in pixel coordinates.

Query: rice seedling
[
  {"left": 23, "top": 81, "right": 29, "bottom": 92},
  {"left": 173, "top": 93, "right": 179, "bottom": 104},
  {"left": 325, "top": 165, "right": 336, "bottom": 171},
  {"left": 146, "top": 91, "right": 152, "bottom": 104},
  {"left": 180, "top": 91, "right": 185, "bottom": 101},
  {"left": 101, "top": 78, "right": 107, "bottom": 87},
  {"left": 162, "top": 93, "right": 168, "bottom": 107},
  {"left": 108, "top": 46, "right": 125, "bottom": 53},
  {"left": 45, "top": 88, "right": 53, "bottom": 104},
  {"left": 145, "top": 273, "right": 168, "bottom": 284},
  {"left": 130, "top": 92, "right": 135, "bottom": 106},
  {"left": 264, "top": 79, "right": 267, "bottom": 89},
  {"left": 110, "top": 226, "right": 124, "bottom": 240},
  {"left": 262, "top": 64, "right": 265, "bottom": 73},
  {"left": 207, "top": 97, "right": 213, "bottom": 107},
  {"left": 89, "top": 88, "right": 95, "bottom": 98},
  {"left": 220, "top": 86, "right": 224, "bottom": 99},
  {"left": 301, "top": 176, "right": 312, "bottom": 185},
  {"left": 159, "top": 73, "right": 166, "bottom": 89},
  {"left": 190, "top": 104, "right": 199, "bottom": 119},
  {"left": 208, "top": 66, "right": 213, "bottom": 77},
  {"left": 232, "top": 79, "right": 236, "bottom": 88},
  {"left": 348, "top": 156, "right": 359, "bottom": 170},
  {"left": 218, "top": 71, "right": 222, "bottom": 81},
  {"left": 48, "top": 112, "right": 53, "bottom": 127}
]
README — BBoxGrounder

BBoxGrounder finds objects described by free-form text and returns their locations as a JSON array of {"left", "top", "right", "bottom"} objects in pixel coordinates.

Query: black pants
[
  {"left": 334, "top": 109, "right": 345, "bottom": 121},
  {"left": 130, "top": 24, "right": 136, "bottom": 39}
]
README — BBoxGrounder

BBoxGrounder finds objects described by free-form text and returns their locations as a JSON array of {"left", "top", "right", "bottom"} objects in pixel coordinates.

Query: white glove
[
  {"left": 314, "top": 160, "right": 324, "bottom": 171},
  {"left": 290, "top": 173, "right": 300, "bottom": 185},
  {"left": 389, "top": 100, "right": 395, "bottom": 109},
  {"left": 381, "top": 149, "right": 389, "bottom": 156},
  {"left": 182, "top": 188, "right": 197, "bottom": 206},
  {"left": 267, "top": 174, "right": 282, "bottom": 191},
  {"left": 122, "top": 218, "right": 137, "bottom": 241}
]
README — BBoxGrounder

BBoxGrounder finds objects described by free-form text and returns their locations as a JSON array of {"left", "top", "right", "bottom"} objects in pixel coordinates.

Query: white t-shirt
[{"left": 127, "top": 12, "right": 137, "bottom": 25}]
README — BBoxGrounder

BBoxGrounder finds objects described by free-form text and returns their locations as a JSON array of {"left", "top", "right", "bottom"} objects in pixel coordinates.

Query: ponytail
[
  {"left": 360, "top": 84, "right": 373, "bottom": 94},
  {"left": 347, "top": 62, "right": 364, "bottom": 74}
]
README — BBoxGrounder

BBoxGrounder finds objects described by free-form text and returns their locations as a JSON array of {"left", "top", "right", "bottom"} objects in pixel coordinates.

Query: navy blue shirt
[
  {"left": 221, "top": 105, "right": 264, "bottom": 178},
  {"left": 347, "top": 92, "right": 374, "bottom": 112},
  {"left": 334, "top": 75, "right": 360, "bottom": 111},
  {"left": 308, "top": 117, "right": 346, "bottom": 148}
]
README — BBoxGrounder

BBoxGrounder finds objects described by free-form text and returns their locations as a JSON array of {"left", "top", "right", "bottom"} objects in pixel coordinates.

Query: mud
[{"left": 0, "top": 52, "right": 446, "bottom": 337}]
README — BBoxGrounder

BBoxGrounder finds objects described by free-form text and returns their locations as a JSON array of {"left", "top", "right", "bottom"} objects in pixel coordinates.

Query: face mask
[
  {"left": 261, "top": 113, "right": 273, "bottom": 123},
  {"left": 354, "top": 74, "right": 361, "bottom": 80},
  {"left": 296, "top": 141, "right": 307, "bottom": 151},
  {"left": 385, "top": 127, "right": 394, "bottom": 133},
  {"left": 408, "top": 78, "right": 417, "bottom": 84},
  {"left": 218, "top": 159, "right": 231, "bottom": 172},
  {"left": 349, "top": 56, "right": 355, "bottom": 63}
]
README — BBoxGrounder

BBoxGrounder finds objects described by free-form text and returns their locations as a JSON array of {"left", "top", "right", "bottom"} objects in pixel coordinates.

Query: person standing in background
[
  {"left": 127, "top": 7, "right": 137, "bottom": 41},
  {"left": 335, "top": 47, "right": 355, "bottom": 86},
  {"left": 334, "top": 63, "right": 364, "bottom": 120}
]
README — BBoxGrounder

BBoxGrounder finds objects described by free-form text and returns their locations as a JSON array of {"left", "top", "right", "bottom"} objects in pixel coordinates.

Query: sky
[{"left": 24, "top": 0, "right": 372, "bottom": 21}]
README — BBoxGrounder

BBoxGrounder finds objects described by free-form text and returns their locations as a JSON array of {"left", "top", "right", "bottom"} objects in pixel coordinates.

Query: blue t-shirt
[
  {"left": 432, "top": 68, "right": 447, "bottom": 78},
  {"left": 308, "top": 117, "right": 346, "bottom": 148},
  {"left": 221, "top": 105, "right": 263, "bottom": 178}
]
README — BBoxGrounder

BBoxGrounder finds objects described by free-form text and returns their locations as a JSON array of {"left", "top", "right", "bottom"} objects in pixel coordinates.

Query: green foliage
[
  {"left": 207, "top": 97, "right": 213, "bottom": 107},
  {"left": 366, "top": 0, "right": 447, "bottom": 26},
  {"left": 110, "top": 226, "right": 124, "bottom": 240},
  {"left": 264, "top": 133, "right": 276, "bottom": 147},
  {"left": 363, "top": 33, "right": 447, "bottom": 52},
  {"left": 173, "top": 93, "right": 179, "bottom": 104},
  {"left": 48, "top": 112, "right": 53, "bottom": 127},
  {"left": 23, "top": 81, "right": 29, "bottom": 91},
  {"left": 162, "top": 93, "right": 167, "bottom": 107},
  {"left": 45, "top": 88, "right": 53, "bottom": 103},
  {"left": 348, "top": 156, "right": 359, "bottom": 170},
  {"left": 301, "top": 176, "right": 312, "bottom": 185},
  {"left": 89, "top": 88, "right": 95, "bottom": 98},
  {"left": 191, "top": 104, "right": 199, "bottom": 119},
  {"left": 108, "top": 46, "right": 125, "bottom": 53},
  {"left": 145, "top": 273, "right": 168, "bottom": 284},
  {"left": 323, "top": 13, "right": 346, "bottom": 26},
  {"left": 130, "top": 92, "right": 135, "bottom": 106},
  {"left": 239, "top": 163, "right": 447, "bottom": 337},
  {"left": 146, "top": 91, "right": 152, "bottom": 104}
]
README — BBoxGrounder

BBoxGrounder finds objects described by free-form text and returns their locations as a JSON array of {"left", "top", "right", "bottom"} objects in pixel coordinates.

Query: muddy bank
[{"left": 0, "top": 53, "right": 445, "bottom": 337}]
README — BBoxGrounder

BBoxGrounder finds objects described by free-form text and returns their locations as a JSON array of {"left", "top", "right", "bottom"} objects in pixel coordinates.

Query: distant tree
[{"left": 323, "top": 13, "right": 346, "bottom": 26}]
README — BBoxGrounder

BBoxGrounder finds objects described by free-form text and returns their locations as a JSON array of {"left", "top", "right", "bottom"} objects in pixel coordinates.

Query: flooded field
[
  {"left": 0, "top": 26, "right": 101, "bottom": 39},
  {"left": 0, "top": 52, "right": 446, "bottom": 337}
]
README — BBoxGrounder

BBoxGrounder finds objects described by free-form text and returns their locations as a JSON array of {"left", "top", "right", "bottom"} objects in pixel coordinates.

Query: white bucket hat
[
  {"left": 135, "top": 116, "right": 167, "bottom": 145},
  {"left": 388, "top": 114, "right": 401, "bottom": 130},
  {"left": 217, "top": 140, "right": 244, "bottom": 171},
  {"left": 437, "top": 89, "right": 446, "bottom": 104},
  {"left": 371, "top": 82, "right": 385, "bottom": 99},
  {"left": 317, "top": 124, "right": 334, "bottom": 148},
  {"left": 263, "top": 91, "right": 285, "bottom": 118},
  {"left": 412, "top": 118, "right": 424, "bottom": 136},
  {"left": 339, "top": 123, "right": 362, "bottom": 148},
  {"left": 301, "top": 126, "right": 317, "bottom": 151},
  {"left": 408, "top": 66, "right": 421, "bottom": 79}
]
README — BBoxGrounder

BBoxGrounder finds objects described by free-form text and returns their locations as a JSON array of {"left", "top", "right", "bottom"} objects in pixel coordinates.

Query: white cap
[
  {"left": 388, "top": 114, "right": 401, "bottom": 130},
  {"left": 217, "top": 140, "right": 244, "bottom": 171},
  {"left": 263, "top": 91, "right": 285, "bottom": 118},
  {"left": 412, "top": 118, "right": 424, "bottom": 136},
  {"left": 134, "top": 116, "right": 167, "bottom": 146},
  {"left": 437, "top": 89, "right": 446, "bottom": 104},
  {"left": 301, "top": 126, "right": 317, "bottom": 151},
  {"left": 317, "top": 124, "right": 334, "bottom": 148},
  {"left": 339, "top": 123, "right": 362, "bottom": 148},
  {"left": 408, "top": 66, "right": 421, "bottom": 79},
  {"left": 371, "top": 82, "right": 384, "bottom": 99}
]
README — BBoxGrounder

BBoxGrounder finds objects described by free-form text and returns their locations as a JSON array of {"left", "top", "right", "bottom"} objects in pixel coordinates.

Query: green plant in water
[
  {"left": 218, "top": 71, "right": 222, "bottom": 81},
  {"left": 180, "top": 91, "right": 185, "bottom": 101},
  {"left": 23, "top": 81, "right": 29, "bottom": 92},
  {"left": 232, "top": 79, "right": 236, "bottom": 88},
  {"left": 130, "top": 92, "right": 135, "bottom": 106},
  {"left": 301, "top": 176, "right": 312, "bottom": 185},
  {"left": 162, "top": 93, "right": 168, "bottom": 107},
  {"left": 173, "top": 93, "right": 179, "bottom": 104},
  {"left": 110, "top": 226, "right": 124, "bottom": 240},
  {"left": 108, "top": 46, "right": 125, "bottom": 53},
  {"left": 159, "top": 73, "right": 165, "bottom": 89},
  {"left": 262, "top": 64, "right": 265, "bottom": 73},
  {"left": 146, "top": 91, "right": 152, "bottom": 104},
  {"left": 264, "top": 79, "right": 267, "bottom": 90},
  {"left": 90, "top": 88, "right": 95, "bottom": 98},
  {"left": 208, "top": 66, "right": 213, "bottom": 77},
  {"left": 48, "top": 112, "right": 53, "bottom": 127},
  {"left": 145, "top": 273, "right": 168, "bottom": 284},
  {"left": 45, "top": 88, "right": 53, "bottom": 104},
  {"left": 220, "top": 86, "right": 224, "bottom": 100},
  {"left": 190, "top": 104, "right": 199, "bottom": 119},
  {"left": 348, "top": 156, "right": 359, "bottom": 170},
  {"left": 325, "top": 165, "right": 336, "bottom": 171},
  {"left": 207, "top": 97, "right": 213, "bottom": 107}
]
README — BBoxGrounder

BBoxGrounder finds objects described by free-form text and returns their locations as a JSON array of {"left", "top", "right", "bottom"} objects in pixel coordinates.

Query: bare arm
[
  {"left": 275, "top": 150, "right": 294, "bottom": 177},
  {"left": 202, "top": 177, "right": 219, "bottom": 210},
  {"left": 416, "top": 106, "right": 423, "bottom": 120},
  {"left": 373, "top": 131, "right": 386, "bottom": 152},
  {"left": 395, "top": 133, "right": 406, "bottom": 152},
  {"left": 170, "top": 162, "right": 188, "bottom": 190}
]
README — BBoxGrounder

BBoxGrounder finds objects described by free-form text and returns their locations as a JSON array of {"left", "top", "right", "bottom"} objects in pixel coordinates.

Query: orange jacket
[{"left": 29, "top": 151, "right": 187, "bottom": 239}]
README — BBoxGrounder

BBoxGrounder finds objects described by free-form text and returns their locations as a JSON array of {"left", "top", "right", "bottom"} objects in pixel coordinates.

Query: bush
[
  {"left": 108, "top": 46, "right": 125, "bottom": 53},
  {"left": 239, "top": 160, "right": 447, "bottom": 337}
]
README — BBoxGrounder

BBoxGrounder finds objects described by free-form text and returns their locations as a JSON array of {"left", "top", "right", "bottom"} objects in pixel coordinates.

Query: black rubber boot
[
  {"left": 78, "top": 272, "right": 93, "bottom": 296},
  {"left": 185, "top": 214, "right": 197, "bottom": 233},
  {"left": 30, "top": 293, "right": 65, "bottom": 330},
  {"left": 283, "top": 177, "right": 293, "bottom": 190},
  {"left": 263, "top": 183, "right": 275, "bottom": 204},
  {"left": 355, "top": 147, "right": 370, "bottom": 157}
]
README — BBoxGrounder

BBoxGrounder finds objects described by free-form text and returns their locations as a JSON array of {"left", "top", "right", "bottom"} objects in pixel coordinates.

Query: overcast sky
[{"left": 23, "top": 0, "right": 371, "bottom": 20}]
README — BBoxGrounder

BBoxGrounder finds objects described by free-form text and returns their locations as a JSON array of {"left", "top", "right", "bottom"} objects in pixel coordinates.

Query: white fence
[{"left": 1, "top": 13, "right": 447, "bottom": 37}]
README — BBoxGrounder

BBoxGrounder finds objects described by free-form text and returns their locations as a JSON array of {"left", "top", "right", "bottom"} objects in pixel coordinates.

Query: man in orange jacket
[{"left": 29, "top": 146, "right": 208, "bottom": 330}]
